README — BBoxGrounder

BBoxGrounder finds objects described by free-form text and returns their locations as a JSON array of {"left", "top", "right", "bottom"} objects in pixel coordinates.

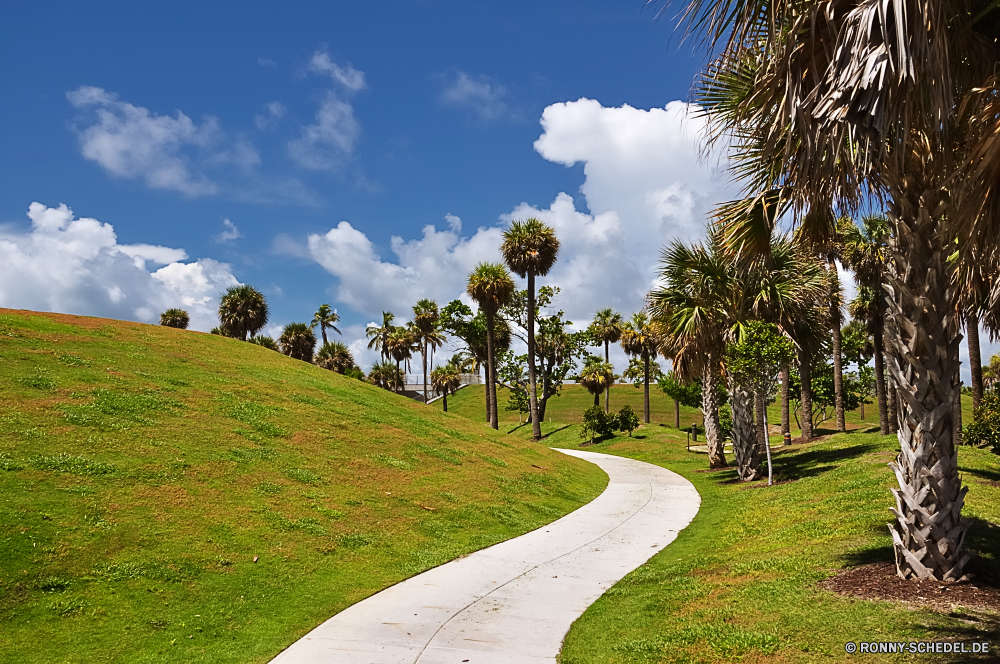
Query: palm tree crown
[
  {"left": 315, "top": 341, "right": 354, "bottom": 374},
  {"left": 160, "top": 308, "right": 190, "bottom": 329},
  {"left": 278, "top": 323, "right": 316, "bottom": 362},
  {"left": 310, "top": 304, "right": 341, "bottom": 346},
  {"left": 500, "top": 218, "right": 561, "bottom": 278},
  {"left": 218, "top": 284, "right": 268, "bottom": 341},
  {"left": 366, "top": 311, "right": 395, "bottom": 361}
]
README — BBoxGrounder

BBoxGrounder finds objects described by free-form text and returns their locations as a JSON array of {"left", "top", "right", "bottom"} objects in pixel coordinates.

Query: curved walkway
[{"left": 271, "top": 449, "right": 701, "bottom": 664}]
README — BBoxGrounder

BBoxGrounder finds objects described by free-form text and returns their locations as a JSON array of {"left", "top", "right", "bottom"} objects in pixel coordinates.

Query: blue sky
[{"left": 2, "top": 1, "right": 993, "bottom": 376}]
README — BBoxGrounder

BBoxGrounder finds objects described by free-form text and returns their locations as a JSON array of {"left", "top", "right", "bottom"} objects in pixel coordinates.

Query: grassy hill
[{"left": 0, "top": 309, "right": 607, "bottom": 664}]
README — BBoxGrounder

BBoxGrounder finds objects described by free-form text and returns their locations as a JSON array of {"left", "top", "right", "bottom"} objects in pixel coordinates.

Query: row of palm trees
[{"left": 365, "top": 300, "right": 447, "bottom": 401}]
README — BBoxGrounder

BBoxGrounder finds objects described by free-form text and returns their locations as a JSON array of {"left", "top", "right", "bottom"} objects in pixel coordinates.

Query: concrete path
[{"left": 271, "top": 449, "right": 700, "bottom": 664}]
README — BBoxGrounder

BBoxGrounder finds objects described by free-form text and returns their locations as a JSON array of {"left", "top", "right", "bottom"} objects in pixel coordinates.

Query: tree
[
  {"left": 658, "top": 371, "right": 701, "bottom": 428},
  {"left": 579, "top": 355, "right": 615, "bottom": 408},
  {"left": 726, "top": 322, "right": 794, "bottom": 485},
  {"left": 431, "top": 362, "right": 462, "bottom": 412},
  {"left": 386, "top": 326, "right": 417, "bottom": 392},
  {"left": 617, "top": 405, "right": 640, "bottom": 437},
  {"left": 466, "top": 263, "right": 516, "bottom": 429},
  {"left": 315, "top": 341, "right": 354, "bottom": 374},
  {"left": 441, "top": 300, "right": 511, "bottom": 423},
  {"left": 413, "top": 299, "right": 444, "bottom": 404},
  {"left": 159, "top": 308, "right": 190, "bottom": 329},
  {"left": 580, "top": 405, "right": 617, "bottom": 444},
  {"left": 366, "top": 311, "right": 395, "bottom": 362},
  {"left": 368, "top": 361, "right": 403, "bottom": 392},
  {"left": 248, "top": 335, "right": 278, "bottom": 351},
  {"left": 619, "top": 312, "right": 663, "bottom": 428},
  {"left": 218, "top": 284, "right": 268, "bottom": 341},
  {"left": 310, "top": 304, "right": 341, "bottom": 346},
  {"left": 500, "top": 218, "right": 560, "bottom": 441},
  {"left": 589, "top": 308, "right": 624, "bottom": 413},
  {"left": 962, "top": 390, "right": 1000, "bottom": 453},
  {"left": 278, "top": 323, "right": 316, "bottom": 362}
]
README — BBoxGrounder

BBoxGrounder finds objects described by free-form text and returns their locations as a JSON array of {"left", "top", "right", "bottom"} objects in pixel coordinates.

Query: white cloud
[
  {"left": 0, "top": 203, "right": 238, "bottom": 331},
  {"left": 67, "top": 86, "right": 222, "bottom": 196},
  {"left": 213, "top": 218, "right": 242, "bottom": 243},
  {"left": 288, "top": 91, "right": 361, "bottom": 170},
  {"left": 439, "top": 71, "right": 511, "bottom": 122},
  {"left": 308, "top": 50, "right": 366, "bottom": 91},
  {"left": 254, "top": 101, "right": 286, "bottom": 130}
]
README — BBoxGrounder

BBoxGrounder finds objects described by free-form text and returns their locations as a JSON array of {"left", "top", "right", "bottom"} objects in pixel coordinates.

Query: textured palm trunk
[
  {"left": 967, "top": 311, "right": 983, "bottom": 410},
  {"left": 797, "top": 348, "right": 813, "bottom": 441},
  {"left": 321, "top": 326, "right": 328, "bottom": 345},
  {"left": 485, "top": 311, "right": 499, "bottom": 430},
  {"left": 527, "top": 273, "right": 541, "bottom": 440},
  {"left": 643, "top": 352, "right": 651, "bottom": 424},
  {"left": 483, "top": 361, "right": 492, "bottom": 423},
  {"left": 873, "top": 316, "right": 890, "bottom": 435},
  {"left": 781, "top": 365, "right": 790, "bottom": 437},
  {"left": 702, "top": 355, "right": 726, "bottom": 469},
  {"left": 885, "top": 322, "right": 900, "bottom": 434},
  {"left": 674, "top": 399, "right": 680, "bottom": 428},
  {"left": 727, "top": 376, "right": 762, "bottom": 481},
  {"left": 829, "top": 265, "right": 846, "bottom": 432},
  {"left": 604, "top": 341, "right": 611, "bottom": 414},
  {"left": 442, "top": 393, "right": 448, "bottom": 412},
  {"left": 884, "top": 182, "right": 969, "bottom": 582},
  {"left": 422, "top": 340, "right": 428, "bottom": 404},
  {"left": 754, "top": 392, "right": 767, "bottom": 455}
]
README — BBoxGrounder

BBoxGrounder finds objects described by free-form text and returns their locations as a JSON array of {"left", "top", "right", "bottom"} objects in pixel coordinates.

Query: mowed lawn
[{"left": 0, "top": 310, "right": 608, "bottom": 664}]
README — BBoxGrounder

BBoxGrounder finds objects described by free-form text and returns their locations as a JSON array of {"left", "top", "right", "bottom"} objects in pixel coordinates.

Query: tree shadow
[
  {"left": 770, "top": 442, "right": 881, "bottom": 481},
  {"left": 960, "top": 465, "right": 1000, "bottom": 484},
  {"left": 540, "top": 425, "right": 573, "bottom": 439}
]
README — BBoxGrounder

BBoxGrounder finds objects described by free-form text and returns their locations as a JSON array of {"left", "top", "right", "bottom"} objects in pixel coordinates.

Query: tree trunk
[
  {"left": 754, "top": 391, "right": 767, "bottom": 455},
  {"left": 830, "top": 261, "right": 846, "bottom": 432},
  {"left": 762, "top": 397, "right": 774, "bottom": 486},
  {"left": 798, "top": 347, "right": 813, "bottom": 441},
  {"left": 873, "top": 316, "right": 890, "bottom": 435},
  {"left": 884, "top": 181, "right": 969, "bottom": 582},
  {"left": 422, "top": 340, "right": 428, "bottom": 404},
  {"left": 643, "top": 351, "right": 651, "bottom": 424},
  {"left": 528, "top": 272, "right": 541, "bottom": 440},
  {"left": 727, "top": 376, "right": 762, "bottom": 481},
  {"left": 780, "top": 364, "right": 790, "bottom": 436},
  {"left": 702, "top": 355, "right": 727, "bottom": 469},
  {"left": 604, "top": 340, "right": 611, "bottom": 413},
  {"left": 885, "top": 321, "right": 900, "bottom": 434},
  {"left": 321, "top": 326, "right": 328, "bottom": 345},
  {"left": 967, "top": 311, "right": 983, "bottom": 411},
  {"left": 674, "top": 399, "right": 680, "bottom": 428},
  {"left": 484, "top": 360, "right": 492, "bottom": 423},
  {"left": 485, "top": 310, "right": 499, "bottom": 430},
  {"left": 860, "top": 400, "right": 865, "bottom": 420},
  {"left": 443, "top": 393, "right": 448, "bottom": 412}
]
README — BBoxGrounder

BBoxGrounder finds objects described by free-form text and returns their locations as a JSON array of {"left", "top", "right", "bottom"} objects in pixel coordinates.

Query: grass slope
[
  {"left": 497, "top": 423, "right": 998, "bottom": 662},
  {"left": 0, "top": 310, "right": 607, "bottom": 664}
]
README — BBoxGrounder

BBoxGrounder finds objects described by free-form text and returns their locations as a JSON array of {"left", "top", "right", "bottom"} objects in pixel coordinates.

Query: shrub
[
  {"left": 159, "top": 309, "right": 190, "bottom": 329},
  {"left": 581, "top": 405, "right": 617, "bottom": 443},
  {"left": 962, "top": 390, "right": 1000, "bottom": 454},
  {"left": 617, "top": 405, "right": 640, "bottom": 437},
  {"left": 249, "top": 335, "right": 278, "bottom": 350}
]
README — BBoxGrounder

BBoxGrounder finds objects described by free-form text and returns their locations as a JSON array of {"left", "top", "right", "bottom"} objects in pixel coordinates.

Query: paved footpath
[{"left": 271, "top": 448, "right": 700, "bottom": 664}]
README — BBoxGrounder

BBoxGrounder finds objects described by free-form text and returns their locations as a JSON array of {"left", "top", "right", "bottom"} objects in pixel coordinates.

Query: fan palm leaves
[
  {"left": 412, "top": 299, "right": 445, "bottom": 404},
  {"left": 159, "top": 308, "right": 190, "bottom": 329},
  {"left": 278, "top": 323, "right": 316, "bottom": 362},
  {"left": 315, "top": 341, "right": 355, "bottom": 374},
  {"left": 248, "top": 335, "right": 278, "bottom": 351},
  {"left": 218, "top": 284, "right": 268, "bottom": 341},
  {"left": 368, "top": 361, "right": 404, "bottom": 392},
  {"left": 467, "top": 263, "right": 516, "bottom": 429},
  {"left": 579, "top": 356, "right": 616, "bottom": 408},
  {"left": 431, "top": 363, "right": 462, "bottom": 412},
  {"left": 386, "top": 326, "right": 417, "bottom": 392},
  {"left": 619, "top": 312, "right": 665, "bottom": 430},
  {"left": 310, "top": 304, "right": 341, "bottom": 346},
  {"left": 589, "top": 308, "right": 623, "bottom": 413},
  {"left": 501, "top": 218, "right": 560, "bottom": 440},
  {"left": 366, "top": 312, "right": 396, "bottom": 362}
]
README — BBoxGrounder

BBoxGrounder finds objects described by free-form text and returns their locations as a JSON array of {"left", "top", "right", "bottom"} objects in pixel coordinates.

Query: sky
[{"left": 2, "top": 0, "right": 993, "bottom": 379}]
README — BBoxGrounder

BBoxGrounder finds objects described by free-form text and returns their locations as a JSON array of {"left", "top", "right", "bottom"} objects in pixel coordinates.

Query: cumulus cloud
[
  {"left": 439, "top": 71, "right": 511, "bottom": 122},
  {"left": 288, "top": 92, "right": 361, "bottom": 170},
  {"left": 213, "top": 218, "right": 242, "bottom": 243},
  {"left": 308, "top": 50, "right": 366, "bottom": 91},
  {"left": 67, "top": 86, "right": 222, "bottom": 196},
  {"left": 0, "top": 203, "right": 238, "bottom": 331}
]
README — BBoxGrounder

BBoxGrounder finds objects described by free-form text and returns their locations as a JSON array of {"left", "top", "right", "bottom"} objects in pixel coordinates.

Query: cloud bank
[{"left": 0, "top": 203, "right": 238, "bottom": 331}]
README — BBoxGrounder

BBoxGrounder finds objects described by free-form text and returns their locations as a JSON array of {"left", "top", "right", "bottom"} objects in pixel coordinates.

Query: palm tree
[
  {"left": 619, "top": 312, "right": 664, "bottom": 429},
  {"left": 674, "top": 0, "right": 1000, "bottom": 581},
  {"left": 366, "top": 311, "right": 395, "bottom": 362},
  {"left": 579, "top": 356, "right": 616, "bottom": 408},
  {"left": 368, "top": 361, "right": 403, "bottom": 391},
  {"left": 467, "top": 263, "right": 516, "bottom": 429},
  {"left": 386, "top": 326, "right": 417, "bottom": 393},
  {"left": 500, "top": 218, "right": 560, "bottom": 441},
  {"left": 159, "top": 308, "right": 190, "bottom": 329},
  {"left": 248, "top": 335, "right": 278, "bottom": 351},
  {"left": 278, "top": 323, "right": 316, "bottom": 362},
  {"left": 413, "top": 299, "right": 445, "bottom": 404},
  {"left": 431, "top": 363, "right": 462, "bottom": 412},
  {"left": 315, "top": 341, "right": 354, "bottom": 374},
  {"left": 218, "top": 284, "right": 268, "bottom": 341},
  {"left": 589, "top": 308, "right": 624, "bottom": 413},
  {"left": 310, "top": 304, "right": 341, "bottom": 346}
]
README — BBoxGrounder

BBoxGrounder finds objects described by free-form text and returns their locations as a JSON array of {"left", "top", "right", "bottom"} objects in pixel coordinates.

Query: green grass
[
  {"left": 0, "top": 309, "right": 608, "bottom": 664},
  {"left": 496, "top": 421, "right": 998, "bottom": 662}
]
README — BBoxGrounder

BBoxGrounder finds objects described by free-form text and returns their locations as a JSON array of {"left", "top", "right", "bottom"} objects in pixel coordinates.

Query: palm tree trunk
[
  {"left": 873, "top": 316, "right": 890, "bottom": 435},
  {"left": 604, "top": 340, "right": 611, "bottom": 414},
  {"left": 754, "top": 391, "right": 767, "bottom": 455},
  {"left": 486, "top": 311, "right": 499, "bottom": 430},
  {"left": 484, "top": 361, "right": 492, "bottom": 423},
  {"left": 674, "top": 399, "right": 680, "bottom": 428},
  {"left": 422, "top": 340, "right": 428, "bottom": 404},
  {"left": 967, "top": 311, "right": 983, "bottom": 410},
  {"left": 702, "top": 354, "right": 726, "bottom": 469},
  {"left": 443, "top": 393, "right": 448, "bottom": 412},
  {"left": 780, "top": 364, "right": 790, "bottom": 437},
  {"left": 884, "top": 182, "right": 969, "bottom": 582},
  {"left": 829, "top": 266, "right": 846, "bottom": 432},
  {"left": 643, "top": 351, "right": 651, "bottom": 424},
  {"left": 762, "top": 397, "right": 773, "bottom": 486},
  {"left": 527, "top": 272, "right": 541, "bottom": 440},
  {"left": 321, "top": 326, "right": 328, "bottom": 345},
  {"left": 885, "top": 320, "right": 900, "bottom": 434},
  {"left": 798, "top": 347, "right": 813, "bottom": 441},
  {"left": 727, "top": 376, "right": 761, "bottom": 481},
  {"left": 593, "top": 392, "right": 599, "bottom": 407}
]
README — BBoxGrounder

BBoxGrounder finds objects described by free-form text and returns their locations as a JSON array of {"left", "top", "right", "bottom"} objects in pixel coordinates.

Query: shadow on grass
[
  {"left": 770, "top": 443, "right": 881, "bottom": 481},
  {"left": 960, "top": 465, "right": 1000, "bottom": 484},
  {"left": 541, "top": 425, "right": 573, "bottom": 439}
]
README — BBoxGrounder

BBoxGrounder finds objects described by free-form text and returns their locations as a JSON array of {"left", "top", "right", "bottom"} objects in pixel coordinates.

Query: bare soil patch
[{"left": 820, "top": 562, "right": 1000, "bottom": 613}]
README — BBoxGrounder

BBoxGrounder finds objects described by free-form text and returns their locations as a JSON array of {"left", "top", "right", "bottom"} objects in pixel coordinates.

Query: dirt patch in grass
[{"left": 820, "top": 562, "right": 1000, "bottom": 613}]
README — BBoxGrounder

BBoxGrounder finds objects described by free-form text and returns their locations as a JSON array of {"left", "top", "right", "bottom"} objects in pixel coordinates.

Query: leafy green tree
[
  {"left": 962, "top": 390, "right": 1000, "bottom": 453},
  {"left": 366, "top": 311, "right": 395, "bottom": 362},
  {"left": 658, "top": 371, "right": 700, "bottom": 428},
  {"left": 580, "top": 405, "right": 616, "bottom": 444},
  {"left": 617, "top": 405, "right": 640, "bottom": 437},
  {"left": 589, "top": 308, "right": 623, "bottom": 412},
  {"left": 278, "top": 323, "right": 316, "bottom": 362},
  {"left": 579, "top": 355, "right": 615, "bottom": 407},
  {"left": 467, "top": 263, "right": 516, "bottom": 429},
  {"left": 726, "top": 321, "right": 794, "bottom": 485},
  {"left": 310, "top": 304, "right": 341, "bottom": 346},
  {"left": 441, "top": 300, "right": 511, "bottom": 423},
  {"left": 315, "top": 341, "right": 354, "bottom": 374},
  {"left": 218, "top": 284, "right": 268, "bottom": 341},
  {"left": 501, "top": 218, "right": 560, "bottom": 441},
  {"left": 248, "top": 335, "right": 278, "bottom": 350},
  {"left": 159, "top": 308, "right": 190, "bottom": 329}
]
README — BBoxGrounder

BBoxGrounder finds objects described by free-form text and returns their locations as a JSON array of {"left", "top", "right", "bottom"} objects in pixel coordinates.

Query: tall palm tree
[
  {"left": 500, "top": 218, "right": 560, "bottom": 440},
  {"left": 620, "top": 312, "right": 665, "bottom": 429},
  {"left": 413, "top": 299, "right": 444, "bottom": 404},
  {"left": 366, "top": 311, "right": 395, "bottom": 362},
  {"left": 579, "top": 356, "right": 616, "bottom": 407},
  {"left": 431, "top": 362, "right": 462, "bottom": 412},
  {"left": 218, "top": 284, "right": 268, "bottom": 341},
  {"left": 310, "top": 304, "right": 341, "bottom": 346},
  {"left": 387, "top": 326, "right": 417, "bottom": 393},
  {"left": 278, "top": 323, "right": 316, "bottom": 362},
  {"left": 589, "top": 308, "right": 624, "bottom": 413},
  {"left": 467, "top": 263, "right": 516, "bottom": 430},
  {"left": 159, "top": 308, "right": 190, "bottom": 329},
  {"left": 315, "top": 341, "right": 354, "bottom": 374},
  {"left": 674, "top": 0, "right": 1000, "bottom": 581}
]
